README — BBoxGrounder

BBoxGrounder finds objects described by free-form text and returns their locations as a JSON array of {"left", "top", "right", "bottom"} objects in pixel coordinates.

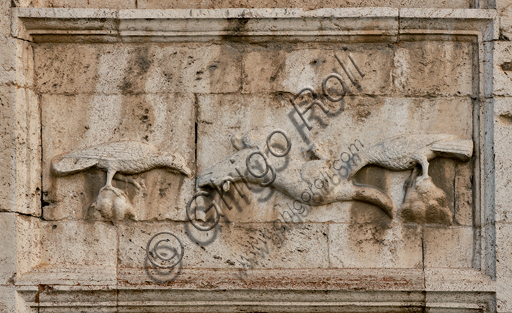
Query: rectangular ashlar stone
[
  {"left": 34, "top": 43, "right": 241, "bottom": 95},
  {"left": 117, "top": 221, "right": 329, "bottom": 284},
  {"left": 328, "top": 223, "right": 423, "bottom": 268},
  {"left": 0, "top": 86, "right": 16, "bottom": 212},
  {"left": 40, "top": 93, "right": 195, "bottom": 221},
  {"left": 37, "top": 220, "right": 117, "bottom": 272},
  {"left": 493, "top": 42, "right": 512, "bottom": 97},
  {"left": 0, "top": 213, "right": 16, "bottom": 286},
  {"left": 242, "top": 44, "right": 394, "bottom": 96},
  {"left": 392, "top": 41, "right": 473, "bottom": 97},
  {"left": 497, "top": 222, "right": 512, "bottom": 312},
  {"left": 423, "top": 226, "right": 474, "bottom": 268},
  {"left": 495, "top": 97, "right": 512, "bottom": 223}
]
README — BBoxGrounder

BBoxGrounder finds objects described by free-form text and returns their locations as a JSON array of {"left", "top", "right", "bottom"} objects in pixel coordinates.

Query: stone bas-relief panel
[{"left": 35, "top": 39, "right": 477, "bottom": 280}]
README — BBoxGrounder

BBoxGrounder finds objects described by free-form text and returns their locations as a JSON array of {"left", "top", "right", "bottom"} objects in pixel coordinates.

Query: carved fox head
[{"left": 196, "top": 133, "right": 265, "bottom": 191}]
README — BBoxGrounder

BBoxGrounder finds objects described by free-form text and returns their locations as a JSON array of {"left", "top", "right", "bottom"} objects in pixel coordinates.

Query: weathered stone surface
[
  {"left": 242, "top": 45, "right": 393, "bottom": 96},
  {"left": 118, "top": 221, "right": 328, "bottom": 284},
  {"left": 494, "top": 42, "right": 512, "bottom": 96},
  {"left": 497, "top": 223, "right": 512, "bottom": 312},
  {"left": 137, "top": 0, "right": 472, "bottom": 9},
  {"left": 0, "top": 5, "right": 503, "bottom": 312},
  {"left": 34, "top": 43, "right": 241, "bottom": 95},
  {"left": 0, "top": 287, "right": 15, "bottom": 313},
  {"left": 17, "top": 0, "right": 135, "bottom": 9},
  {"left": 37, "top": 220, "right": 117, "bottom": 270},
  {"left": 0, "top": 213, "right": 16, "bottom": 286},
  {"left": 393, "top": 41, "right": 473, "bottom": 97},
  {"left": 41, "top": 93, "right": 195, "bottom": 221},
  {"left": 329, "top": 223, "right": 422, "bottom": 268},
  {"left": 495, "top": 97, "right": 512, "bottom": 223},
  {"left": 423, "top": 226, "right": 474, "bottom": 268},
  {"left": 0, "top": 86, "right": 16, "bottom": 213},
  {"left": 0, "top": 37, "right": 15, "bottom": 85}
]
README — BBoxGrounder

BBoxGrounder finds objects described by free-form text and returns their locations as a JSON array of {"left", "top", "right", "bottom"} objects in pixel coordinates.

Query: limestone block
[
  {"left": 500, "top": 2, "right": 512, "bottom": 40},
  {"left": 242, "top": 44, "right": 393, "bottom": 96},
  {"left": 41, "top": 93, "right": 195, "bottom": 221},
  {"left": 423, "top": 226, "right": 474, "bottom": 268},
  {"left": 37, "top": 220, "right": 117, "bottom": 271},
  {"left": 34, "top": 43, "right": 241, "bottom": 95},
  {"left": 392, "top": 41, "right": 473, "bottom": 97},
  {"left": 494, "top": 97, "right": 512, "bottom": 223},
  {"left": 454, "top": 163, "right": 474, "bottom": 226},
  {"left": 497, "top": 223, "right": 512, "bottom": 312},
  {"left": 0, "top": 37, "right": 15, "bottom": 86},
  {"left": 328, "top": 223, "right": 422, "bottom": 268},
  {"left": 0, "top": 287, "right": 15, "bottom": 313},
  {"left": 0, "top": 86, "right": 16, "bottom": 212},
  {"left": 0, "top": 0, "right": 10, "bottom": 37},
  {"left": 494, "top": 42, "right": 512, "bottom": 96},
  {"left": 137, "top": 0, "right": 472, "bottom": 9},
  {"left": 15, "top": 41, "right": 34, "bottom": 89},
  {"left": 0, "top": 213, "right": 16, "bottom": 286},
  {"left": 16, "top": 0, "right": 135, "bottom": 9},
  {"left": 16, "top": 215, "right": 41, "bottom": 278},
  {"left": 117, "top": 221, "right": 328, "bottom": 283},
  {"left": 14, "top": 87, "right": 40, "bottom": 216}
]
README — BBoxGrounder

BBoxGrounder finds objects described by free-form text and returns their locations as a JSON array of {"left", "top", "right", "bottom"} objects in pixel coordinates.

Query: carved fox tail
[{"left": 352, "top": 185, "right": 394, "bottom": 218}]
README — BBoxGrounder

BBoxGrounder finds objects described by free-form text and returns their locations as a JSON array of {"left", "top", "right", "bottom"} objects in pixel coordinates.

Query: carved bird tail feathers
[
  {"left": 430, "top": 139, "right": 473, "bottom": 161},
  {"left": 52, "top": 155, "right": 98, "bottom": 176}
]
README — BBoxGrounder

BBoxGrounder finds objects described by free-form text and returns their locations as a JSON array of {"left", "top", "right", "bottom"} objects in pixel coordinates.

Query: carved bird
[
  {"left": 52, "top": 141, "right": 191, "bottom": 195},
  {"left": 346, "top": 134, "right": 473, "bottom": 184}
]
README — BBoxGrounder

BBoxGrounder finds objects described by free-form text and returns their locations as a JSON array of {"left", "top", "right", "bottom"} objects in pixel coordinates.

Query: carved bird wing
[
  {"left": 64, "top": 141, "right": 155, "bottom": 160},
  {"left": 51, "top": 141, "right": 157, "bottom": 175}
]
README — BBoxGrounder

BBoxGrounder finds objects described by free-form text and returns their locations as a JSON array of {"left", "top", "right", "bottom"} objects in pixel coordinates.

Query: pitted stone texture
[
  {"left": 242, "top": 44, "right": 393, "bottom": 96},
  {"left": 17, "top": 0, "right": 135, "bottom": 8},
  {"left": 0, "top": 37, "right": 15, "bottom": 85},
  {"left": 37, "top": 220, "right": 117, "bottom": 270},
  {"left": 0, "top": 86, "right": 16, "bottom": 212},
  {"left": 328, "top": 223, "right": 422, "bottom": 268},
  {"left": 497, "top": 223, "right": 512, "bottom": 312},
  {"left": 495, "top": 98, "right": 512, "bottom": 223},
  {"left": 34, "top": 43, "right": 241, "bottom": 95},
  {"left": 137, "top": 0, "right": 472, "bottom": 9},
  {"left": 0, "top": 213, "right": 16, "bottom": 286},
  {"left": 117, "top": 221, "right": 329, "bottom": 283},
  {"left": 0, "top": 287, "right": 15, "bottom": 313},
  {"left": 423, "top": 226, "right": 474, "bottom": 268},
  {"left": 494, "top": 42, "right": 512, "bottom": 96},
  {"left": 392, "top": 41, "right": 473, "bottom": 97},
  {"left": 41, "top": 93, "right": 195, "bottom": 221}
]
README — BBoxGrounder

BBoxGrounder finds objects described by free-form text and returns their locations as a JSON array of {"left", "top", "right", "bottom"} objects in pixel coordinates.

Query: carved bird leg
[
  {"left": 416, "top": 156, "right": 430, "bottom": 185},
  {"left": 100, "top": 169, "right": 123, "bottom": 197},
  {"left": 113, "top": 173, "right": 145, "bottom": 190}
]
